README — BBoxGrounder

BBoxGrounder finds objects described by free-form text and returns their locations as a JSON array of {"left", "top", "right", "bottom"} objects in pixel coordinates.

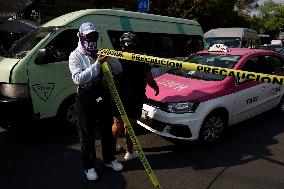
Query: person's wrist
[{"left": 93, "top": 61, "right": 102, "bottom": 67}]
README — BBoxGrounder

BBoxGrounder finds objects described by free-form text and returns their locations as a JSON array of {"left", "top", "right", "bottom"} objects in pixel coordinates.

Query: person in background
[
  {"left": 112, "top": 32, "right": 159, "bottom": 161},
  {"left": 69, "top": 22, "right": 123, "bottom": 181}
]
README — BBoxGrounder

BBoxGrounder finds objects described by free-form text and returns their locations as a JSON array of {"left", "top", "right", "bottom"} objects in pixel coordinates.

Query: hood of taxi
[
  {"left": 146, "top": 73, "right": 225, "bottom": 103},
  {"left": 0, "top": 56, "right": 20, "bottom": 82}
]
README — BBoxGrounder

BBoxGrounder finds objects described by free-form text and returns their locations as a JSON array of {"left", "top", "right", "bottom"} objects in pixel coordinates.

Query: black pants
[
  {"left": 76, "top": 86, "right": 116, "bottom": 170},
  {"left": 112, "top": 82, "right": 146, "bottom": 118}
]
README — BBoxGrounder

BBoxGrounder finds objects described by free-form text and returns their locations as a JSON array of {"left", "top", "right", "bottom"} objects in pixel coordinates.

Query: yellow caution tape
[
  {"left": 101, "top": 62, "right": 162, "bottom": 189},
  {"left": 99, "top": 49, "right": 284, "bottom": 85}
]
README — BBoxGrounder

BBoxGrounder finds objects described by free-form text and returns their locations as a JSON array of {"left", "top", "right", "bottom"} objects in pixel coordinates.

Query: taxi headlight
[
  {"left": 167, "top": 101, "right": 199, "bottom": 113},
  {"left": 0, "top": 84, "right": 30, "bottom": 98}
]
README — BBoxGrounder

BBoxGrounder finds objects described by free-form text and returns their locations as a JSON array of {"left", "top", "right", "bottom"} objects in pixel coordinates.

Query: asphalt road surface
[{"left": 0, "top": 109, "right": 283, "bottom": 189}]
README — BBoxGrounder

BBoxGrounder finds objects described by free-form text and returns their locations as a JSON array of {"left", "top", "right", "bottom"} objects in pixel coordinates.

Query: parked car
[
  {"left": 260, "top": 44, "right": 282, "bottom": 52},
  {"left": 138, "top": 45, "right": 284, "bottom": 145},
  {"left": 258, "top": 34, "right": 271, "bottom": 45},
  {"left": 0, "top": 19, "right": 41, "bottom": 56}
]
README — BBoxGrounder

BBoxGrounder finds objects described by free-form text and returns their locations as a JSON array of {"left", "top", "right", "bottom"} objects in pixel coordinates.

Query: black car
[{"left": 260, "top": 44, "right": 282, "bottom": 52}]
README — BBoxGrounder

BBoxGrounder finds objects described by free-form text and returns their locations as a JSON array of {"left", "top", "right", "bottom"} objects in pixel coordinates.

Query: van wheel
[
  {"left": 278, "top": 95, "right": 284, "bottom": 113},
  {"left": 57, "top": 95, "right": 78, "bottom": 127},
  {"left": 199, "top": 113, "right": 226, "bottom": 145}
]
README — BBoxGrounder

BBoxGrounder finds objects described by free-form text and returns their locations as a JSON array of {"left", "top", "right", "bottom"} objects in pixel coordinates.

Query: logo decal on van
[{"left": 32, "top": 83, "right": 55, "bottom": 102}]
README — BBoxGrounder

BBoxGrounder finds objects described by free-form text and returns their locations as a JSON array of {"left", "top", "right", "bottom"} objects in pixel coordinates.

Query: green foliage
[
  {"left": 148, "top": 0, "right": 252, "bottom": 32},
  {"left": 235, "top": 0, "right": 258, "bottom": 13},
  {"left": 91, "top": 0, "right": 282, "bottom": 37},
  {"left": 254, "top": 0, "right": 284, "bottom": 37}
]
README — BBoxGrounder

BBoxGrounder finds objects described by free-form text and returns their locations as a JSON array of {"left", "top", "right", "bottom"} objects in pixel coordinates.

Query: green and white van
[{"left": 0, "top": 9, "right": 204, "bottom": 128}]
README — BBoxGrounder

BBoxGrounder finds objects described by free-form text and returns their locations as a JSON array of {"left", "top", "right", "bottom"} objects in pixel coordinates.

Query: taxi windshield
[
  {"left": 205, "top": 37, "right": 241, "bottom": 49},
  {"left": 7, "top": 26, "right": 56, "bottom": 58},
  {"left": 170, "top": 53, "right": 241, "bottom": 81}
]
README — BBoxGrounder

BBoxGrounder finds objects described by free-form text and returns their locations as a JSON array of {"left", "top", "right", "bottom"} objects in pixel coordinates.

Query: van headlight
[
  {"left": 0, "top": 84, "right": 30, "bottom": 98},
  {"left": 167, "top": 101, "right": 199, "bottom": 113}
]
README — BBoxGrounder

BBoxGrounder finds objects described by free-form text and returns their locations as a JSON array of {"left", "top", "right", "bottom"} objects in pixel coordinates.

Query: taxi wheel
[
  {"left": 199, "top": 113, "right": 226, "bottom": 145},
  {"left": 57, "top": 95, "right": 78, "bottom": 127}
]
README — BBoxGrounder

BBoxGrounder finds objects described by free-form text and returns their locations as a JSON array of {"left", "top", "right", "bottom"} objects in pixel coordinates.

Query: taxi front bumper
[{"left": 137, "top": 104, "right": 204, "bottom": 141}]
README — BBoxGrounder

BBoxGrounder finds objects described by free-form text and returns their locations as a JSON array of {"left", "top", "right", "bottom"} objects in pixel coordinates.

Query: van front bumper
[{"left": 0, "top": 95, "right": 34, "bottom": 125}]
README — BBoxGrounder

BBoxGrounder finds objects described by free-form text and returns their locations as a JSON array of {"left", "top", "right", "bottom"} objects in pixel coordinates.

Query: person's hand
[
  {"left": 153, "top": 85, "right": 159, "bottom": 96},
  {"left": 96, "top": 54, "right": 108, "bottom": 64}
]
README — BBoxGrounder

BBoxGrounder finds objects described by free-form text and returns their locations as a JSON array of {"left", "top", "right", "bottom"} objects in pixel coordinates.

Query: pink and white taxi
[{"left": 138, "top": 45, "right": 284, "bottom": 144}]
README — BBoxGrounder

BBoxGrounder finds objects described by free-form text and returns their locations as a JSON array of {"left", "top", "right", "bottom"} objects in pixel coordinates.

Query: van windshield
[
  {"left": 205, "top": 37, "right": 241, "bottom": 49},
  {"left": 169, "top": 53, "right": 241, "bottom": 81},
  {"left": 7, "top": 26, "right": 56, "bottom": 58}
]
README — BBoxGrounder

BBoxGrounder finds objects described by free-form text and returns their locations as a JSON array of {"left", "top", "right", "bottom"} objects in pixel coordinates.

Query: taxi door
[
  {"left": 231, "top": 57, "right": 268, "bottom": 124},
  {"left": 231, "top": 81, "right": 266, "bottom": 124},
  {"left": 260, "top": 55, "right": 284, "bottom": 110}
]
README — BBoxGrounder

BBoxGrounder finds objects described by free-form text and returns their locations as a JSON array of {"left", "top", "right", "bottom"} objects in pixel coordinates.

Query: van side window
[
  {"left": 108, "top": 30, "right": 203, "bottom": 58},
  {"left": 45, "top": 29, "right": 78, "bottom": 63},
  {"left": 242, "top": 40, "right": 247, "bottom": 48},
  {"left": 159, "top": 35, "right": 173, "bottom": 57},
  {"left": 185, "top": 36, "right": 204, "bottom": 55},
  {"left": 108, "top": 31, "right": 124, "bottom": 50}
]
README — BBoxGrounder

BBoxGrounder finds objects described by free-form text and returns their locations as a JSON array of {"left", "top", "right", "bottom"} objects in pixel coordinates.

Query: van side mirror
[{"left": 35, "top": 48, "right": 51, "bottom": 65}]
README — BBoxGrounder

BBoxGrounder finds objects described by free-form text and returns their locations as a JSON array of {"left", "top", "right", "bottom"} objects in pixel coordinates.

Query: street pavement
[{"left": 0, "top": 109, "right": 283, "bottom": 189}]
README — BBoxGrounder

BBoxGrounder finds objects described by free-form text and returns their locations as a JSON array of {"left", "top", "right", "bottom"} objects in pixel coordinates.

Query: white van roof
[
  {"left": 43, "top": 9, "right": 201, "bottom": 27},
  {"left": 205, "top": 27, "right": 258, "bottom": 38}
]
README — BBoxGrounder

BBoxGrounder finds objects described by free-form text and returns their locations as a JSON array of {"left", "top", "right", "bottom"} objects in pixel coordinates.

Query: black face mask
[
  {"left": 85, "top": 32, "right": 99, "bottom": 42},
  {"left": 79, "top": 32, "right": 99, "bottom": 57}
]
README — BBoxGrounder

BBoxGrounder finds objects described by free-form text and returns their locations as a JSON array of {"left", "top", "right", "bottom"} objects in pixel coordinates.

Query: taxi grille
[
  {"left": 140, "top": 117, "right": 166, "bottom": 132},
  {"left": 139, "top": 117, "right": 192, "bottom": 138}
]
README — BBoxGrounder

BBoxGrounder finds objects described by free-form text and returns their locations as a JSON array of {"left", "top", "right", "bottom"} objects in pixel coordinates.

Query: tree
[
  {"left": 149, "top": 0, "right": 207, "bottom": 18},
  {"left": 193, "top": 0, "right": 252, "bottom": 32},
  {"left": 253, "top": 0, "right": 284, "bottom": 37},
  {"left": 148, "top": 0, "right": 254, "bottom": 32},
  {"left": 92, "top": 0, "right": 136, "bottom": 10},
  {"left": 234, "top": 0, "right": 259, "bottom": 13}
]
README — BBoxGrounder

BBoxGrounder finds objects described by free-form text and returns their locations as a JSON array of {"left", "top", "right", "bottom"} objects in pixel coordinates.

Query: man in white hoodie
[{"left": 69, "top": 22, "right": 123, "bottom": 181}]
